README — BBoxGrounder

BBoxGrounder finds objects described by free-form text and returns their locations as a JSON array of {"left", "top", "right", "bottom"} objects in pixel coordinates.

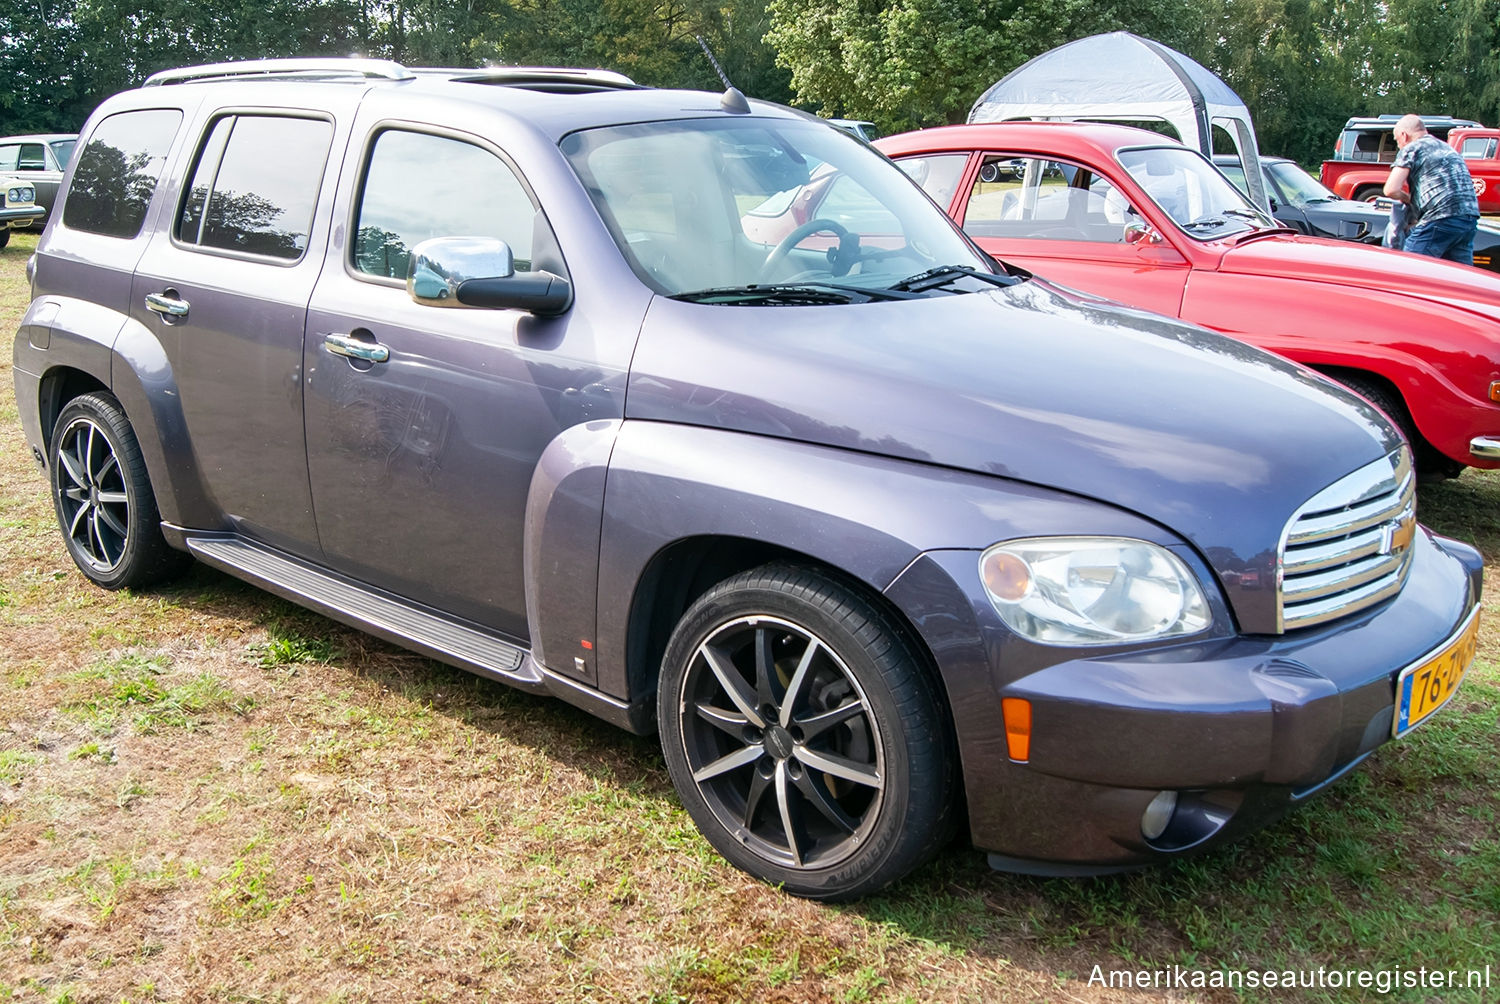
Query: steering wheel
[{"left": 763, "top": 218, "right": 862, "bottom": 277}]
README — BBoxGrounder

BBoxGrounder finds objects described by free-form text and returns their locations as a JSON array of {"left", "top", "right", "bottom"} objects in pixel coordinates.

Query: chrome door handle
[
  {"left": 144, "top": 292, "right": 190, "bottom": 317},
  {"left": 325, "top": 333, "right": 390, "bottom": 363}
]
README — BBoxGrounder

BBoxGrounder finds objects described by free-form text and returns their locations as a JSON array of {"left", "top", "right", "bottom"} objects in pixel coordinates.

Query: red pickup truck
[
  {"left": 1319, "top": 115, "right": 1494, "bottom": 206},
  {"left": 1451, "top": 127, "right": 1500, "bottom": 213}
]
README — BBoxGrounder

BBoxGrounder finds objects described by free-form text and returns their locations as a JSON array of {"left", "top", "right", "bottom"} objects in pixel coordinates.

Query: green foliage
[
  {"left": 0, "top": 0, "right": 791, "bottom": 135},
  {"left": 766, "top": 0, "right": 1208, "bottom": 132}
]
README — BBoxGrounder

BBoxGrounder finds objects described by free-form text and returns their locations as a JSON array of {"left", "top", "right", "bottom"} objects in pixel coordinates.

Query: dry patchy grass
[{"left": 1, "top": 229, "right": 1498, "bottom": 1002}]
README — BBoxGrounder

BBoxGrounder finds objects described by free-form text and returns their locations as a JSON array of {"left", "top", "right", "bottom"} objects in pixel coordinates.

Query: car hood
[
  {"left": 1298, "top": 199, "right": 1390, "bottom": 239},
  {"left": 628, "top": 279, "right": 1398, "bottom": 631},
  {"left": 1216, "top": 234, "right": 1500, "bottom": 323}
]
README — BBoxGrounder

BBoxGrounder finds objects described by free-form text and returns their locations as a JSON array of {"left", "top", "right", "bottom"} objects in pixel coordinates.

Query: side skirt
[{"left": 167, "top": 530, "right": 655, "bottom": 733}]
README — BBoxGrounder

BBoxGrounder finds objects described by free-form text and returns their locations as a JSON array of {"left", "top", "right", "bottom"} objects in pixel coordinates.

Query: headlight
[
  {"left": 979, "top": 537, "right": 1211, "bottom": 645},
  {"left": 9, "top": 186, "right": 33, "bottom": 203}
]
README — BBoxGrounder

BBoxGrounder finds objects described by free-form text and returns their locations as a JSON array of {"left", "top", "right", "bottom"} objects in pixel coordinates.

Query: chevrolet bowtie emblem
[{"left": 1381, "top": 511, "right": 1417, "bottom": 555}]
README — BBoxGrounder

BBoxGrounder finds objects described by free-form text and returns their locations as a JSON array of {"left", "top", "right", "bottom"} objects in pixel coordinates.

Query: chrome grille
[{"left": 1279, "top": 448, "right": 1415, "bottom": 631}]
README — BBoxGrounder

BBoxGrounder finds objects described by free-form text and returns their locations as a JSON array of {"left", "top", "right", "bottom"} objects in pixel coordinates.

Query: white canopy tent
[{"left": 968, "top": 32, "right": 1270, "bottom": 211}]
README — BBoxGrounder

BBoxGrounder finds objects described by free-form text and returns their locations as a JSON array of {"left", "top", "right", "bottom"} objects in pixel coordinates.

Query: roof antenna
[{"left": 696, "top": 35, "right": 750, "bottom": 114}]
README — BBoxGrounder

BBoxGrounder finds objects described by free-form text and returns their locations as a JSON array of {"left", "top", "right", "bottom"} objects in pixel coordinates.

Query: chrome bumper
[{"left": 1471, "top": 436, "right": 1500, "bottom": 460}]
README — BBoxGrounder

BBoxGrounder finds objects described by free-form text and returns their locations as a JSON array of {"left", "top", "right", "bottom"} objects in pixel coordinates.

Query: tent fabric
[{"left": 968, "top": 32, "right": 1270, "bottom": 210}]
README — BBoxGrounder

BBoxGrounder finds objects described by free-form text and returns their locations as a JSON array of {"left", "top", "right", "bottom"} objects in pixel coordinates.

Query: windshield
[
  {"left": 1118, "top": 147, "right": 1274, "bottom": 240},
  {"left": 1265, "top": 160, "right": 1337, "bottom": 205},
  {"left": 561, "top": 118, "right": 991, "bottom": 299}
]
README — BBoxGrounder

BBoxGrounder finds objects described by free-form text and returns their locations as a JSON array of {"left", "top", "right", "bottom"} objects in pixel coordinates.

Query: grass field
[{"left": 1, "top": 228, "right": 1497, "bottom": 1002}]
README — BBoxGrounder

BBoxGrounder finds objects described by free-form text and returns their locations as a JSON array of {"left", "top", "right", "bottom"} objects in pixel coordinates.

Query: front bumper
[
  {"left": 1472, "top": 436, "right": 1500, "bottom": 460},
  {"left": 886, "top": 528, "right": 1482, "bottom": 873},
  {"left": 1, "top": 206, "right": 45, "bottom": 229}
]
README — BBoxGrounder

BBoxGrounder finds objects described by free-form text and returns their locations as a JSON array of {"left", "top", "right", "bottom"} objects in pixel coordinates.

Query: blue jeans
[{"left": 1403, "top": 214, "right": 1479, "bottom": 265}]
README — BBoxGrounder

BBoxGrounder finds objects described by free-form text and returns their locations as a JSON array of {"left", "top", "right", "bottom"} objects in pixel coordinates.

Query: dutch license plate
[{"left": 1393, "top": 608, "right": 1480, "bottom": 737}]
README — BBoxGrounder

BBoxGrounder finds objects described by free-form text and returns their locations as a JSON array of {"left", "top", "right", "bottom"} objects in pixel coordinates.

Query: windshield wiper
[
  {"left": 1181, "top": 217, "right": 1229, "bottom": 231},
  {"left": 669, "top": 282, "right": 919, "bottom": 305},
  {"left": 886, "top": 264, "right": 1021, "bottom": 293},
  {"left": 1222, "top": 209, "right": 1267, "bottom": 222}
]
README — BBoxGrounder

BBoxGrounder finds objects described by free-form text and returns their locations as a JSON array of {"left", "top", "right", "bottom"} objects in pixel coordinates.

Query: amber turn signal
[
  {"left": 1489, "top": 380, "right": 1500, "bottom": 403},
  {"left": 1001, "top": 697, "right": 1032, "bottom": 762}
]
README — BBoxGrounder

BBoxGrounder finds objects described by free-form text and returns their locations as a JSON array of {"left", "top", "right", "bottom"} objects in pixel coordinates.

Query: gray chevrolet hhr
[{"left": 11, "top": 59, "right": 1482, "bottom": 899}]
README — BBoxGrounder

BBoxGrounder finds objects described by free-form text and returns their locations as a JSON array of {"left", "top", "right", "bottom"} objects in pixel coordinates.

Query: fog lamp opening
[{"left": 1140, "top": 790, "right": 1178, "bottom": 841}]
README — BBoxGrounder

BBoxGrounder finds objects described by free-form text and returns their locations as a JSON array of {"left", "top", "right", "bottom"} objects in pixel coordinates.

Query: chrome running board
[{"left": 182, "top": 534, "right": 542, "bottom": 690}]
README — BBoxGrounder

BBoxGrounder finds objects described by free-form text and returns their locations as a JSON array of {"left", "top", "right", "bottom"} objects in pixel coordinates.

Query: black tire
[
  {"left": 1335, "top": 373, "right": 1461, "bottom": 478},
  {"left": 0, "top": 229, "right": 10, "bottom": 249},
  {"left": 658, "top": 563, "right": 958, "bottom": 900},
  {"left": 49, "top": 392, "right": 191, "bottom": 589}
]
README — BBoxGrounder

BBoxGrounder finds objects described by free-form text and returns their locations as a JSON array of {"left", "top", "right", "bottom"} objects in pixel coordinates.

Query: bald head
[{"left": 1394, "top": 114, "right": 1429, "bottom": 147}]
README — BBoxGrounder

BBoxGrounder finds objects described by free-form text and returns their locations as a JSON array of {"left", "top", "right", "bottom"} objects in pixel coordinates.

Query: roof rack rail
[
  {"left": 143, "top": 58, "right": 414, "bottom": 87},
  {"left": 409, "top": 66, "right": 639, "bottom": 89}
]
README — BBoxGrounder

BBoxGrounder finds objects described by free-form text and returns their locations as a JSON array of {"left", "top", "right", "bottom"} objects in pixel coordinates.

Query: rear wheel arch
[{"left": 38, "top": 366, "right": 108, "bottom": 448}]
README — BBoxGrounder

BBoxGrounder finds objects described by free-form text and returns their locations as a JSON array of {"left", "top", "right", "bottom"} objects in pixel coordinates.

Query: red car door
[{"left": 959, "top": 153, "right": 1192, "bottom": 318}]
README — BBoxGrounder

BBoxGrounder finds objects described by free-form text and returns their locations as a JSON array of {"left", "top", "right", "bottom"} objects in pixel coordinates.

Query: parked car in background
[
  {"left": 12, "top": 59, "right": 1483, "bottom": 898},
  {"left": 1215, "top": 153, "right": 1386, "bottom": 242},
  {"left": 0, "top": 133, "right": 78, "bottom": 228},
  {"left": 1216, "top": 151, "right": 1500, "bottom": 274},
  {"left": 828, "top": 118, "right": 879, "bottom": 142},
  {"left": 1450, "top": 127, "right": 1500, "bottom": 213},
  {"left": 0, "top": 174, "right": 45, "bottom": 246},
  {"left": 1320, "top": 115, "right": 1482, "bottom": 202},
  {"left": 877, "top": 121, "right": 1500, "bottom": 476}
]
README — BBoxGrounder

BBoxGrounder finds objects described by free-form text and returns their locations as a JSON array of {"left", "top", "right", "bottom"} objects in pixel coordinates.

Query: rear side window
[
  {"left": 0, "top": 145, "right": 16, "bottom": 171},
  {"left": 353, "top": 130, "right": 535, "bottom": 280},
  {"left": 15, "top": 144, "right": 47, "bottom": 170},
  {"left": 177, "top": 115, "right": 333, "bottom": 261},
  {"left": 63, "top": 109, "right": 183, "bottom": 239}
]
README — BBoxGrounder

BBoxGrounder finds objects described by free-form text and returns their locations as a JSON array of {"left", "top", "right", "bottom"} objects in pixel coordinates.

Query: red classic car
[{"left": 865, "top": 122, "right": 1500, "bottom": 475}]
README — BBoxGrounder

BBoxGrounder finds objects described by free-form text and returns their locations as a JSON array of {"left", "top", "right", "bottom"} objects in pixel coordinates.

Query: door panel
[
  {"left": 304, "top": 125, "right": 625, "bottom": 640},
  {"left": 130, "top": 112, "right": 339, "bottom": 554}
]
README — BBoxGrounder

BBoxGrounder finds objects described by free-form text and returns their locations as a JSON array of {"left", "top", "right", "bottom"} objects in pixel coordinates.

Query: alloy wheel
[{"left": 676, "top": 614, "right": 886, "bottom": 869}]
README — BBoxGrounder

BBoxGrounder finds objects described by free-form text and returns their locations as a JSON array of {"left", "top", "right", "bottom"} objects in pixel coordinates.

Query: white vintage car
[{"left": 0, "top": 174, "right": 45, "bottom": 247}]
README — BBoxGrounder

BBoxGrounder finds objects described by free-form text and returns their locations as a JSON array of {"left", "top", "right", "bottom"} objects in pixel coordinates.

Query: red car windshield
[{"left": 1118, "top": 147, "right": 1274, "bottom": 240}]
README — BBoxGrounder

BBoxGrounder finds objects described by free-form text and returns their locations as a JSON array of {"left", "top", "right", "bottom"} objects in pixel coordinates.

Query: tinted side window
[
  {"left": 354, "top": 130, "right": 535, "bottom": 280},
  {"left": 176, "top": 115, "right": 333, "bottom": 261},
  {"left": 64, "top": 109, "right": 183, "bottom": 239},
  {"left": 16, "top": 144, "right": 46, "bottom": 171}
]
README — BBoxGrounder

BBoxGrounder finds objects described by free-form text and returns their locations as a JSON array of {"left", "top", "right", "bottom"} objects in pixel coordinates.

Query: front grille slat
[
  {"left": 1282, "top": 550, "right": 1407, "bottom": 603},
  {"left": 1279, "top": 448, "right": 1415, "bottom": 632},
  {"left": 1285, "top": 485, "right": 1414, "bottom": 546}
]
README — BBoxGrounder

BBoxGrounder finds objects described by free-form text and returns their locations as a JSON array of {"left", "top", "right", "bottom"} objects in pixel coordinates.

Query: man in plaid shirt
[{"left": 1383, "top": 113, "right": 1481, "bottom": 264}]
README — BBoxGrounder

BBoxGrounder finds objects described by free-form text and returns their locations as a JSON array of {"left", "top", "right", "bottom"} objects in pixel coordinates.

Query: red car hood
[{"left": 1216, "top": 234, "right": 1500, "bottom": 324}]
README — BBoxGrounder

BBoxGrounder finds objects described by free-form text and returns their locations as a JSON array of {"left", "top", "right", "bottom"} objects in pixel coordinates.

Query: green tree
[{"left": 766, "top": 0, "right": 1208, "bottom": 132}]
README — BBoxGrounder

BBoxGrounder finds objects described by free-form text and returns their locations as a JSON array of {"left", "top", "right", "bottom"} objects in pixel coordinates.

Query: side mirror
[
  {"left": 408, "top": 236, "right": 571, "bottom": 316},
  {"left": 1268, "top": 197, "right": 1281, "bottom": 211},
  {"left": 1123, "top": 221, "right": 1162, "bottom": 246}
]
